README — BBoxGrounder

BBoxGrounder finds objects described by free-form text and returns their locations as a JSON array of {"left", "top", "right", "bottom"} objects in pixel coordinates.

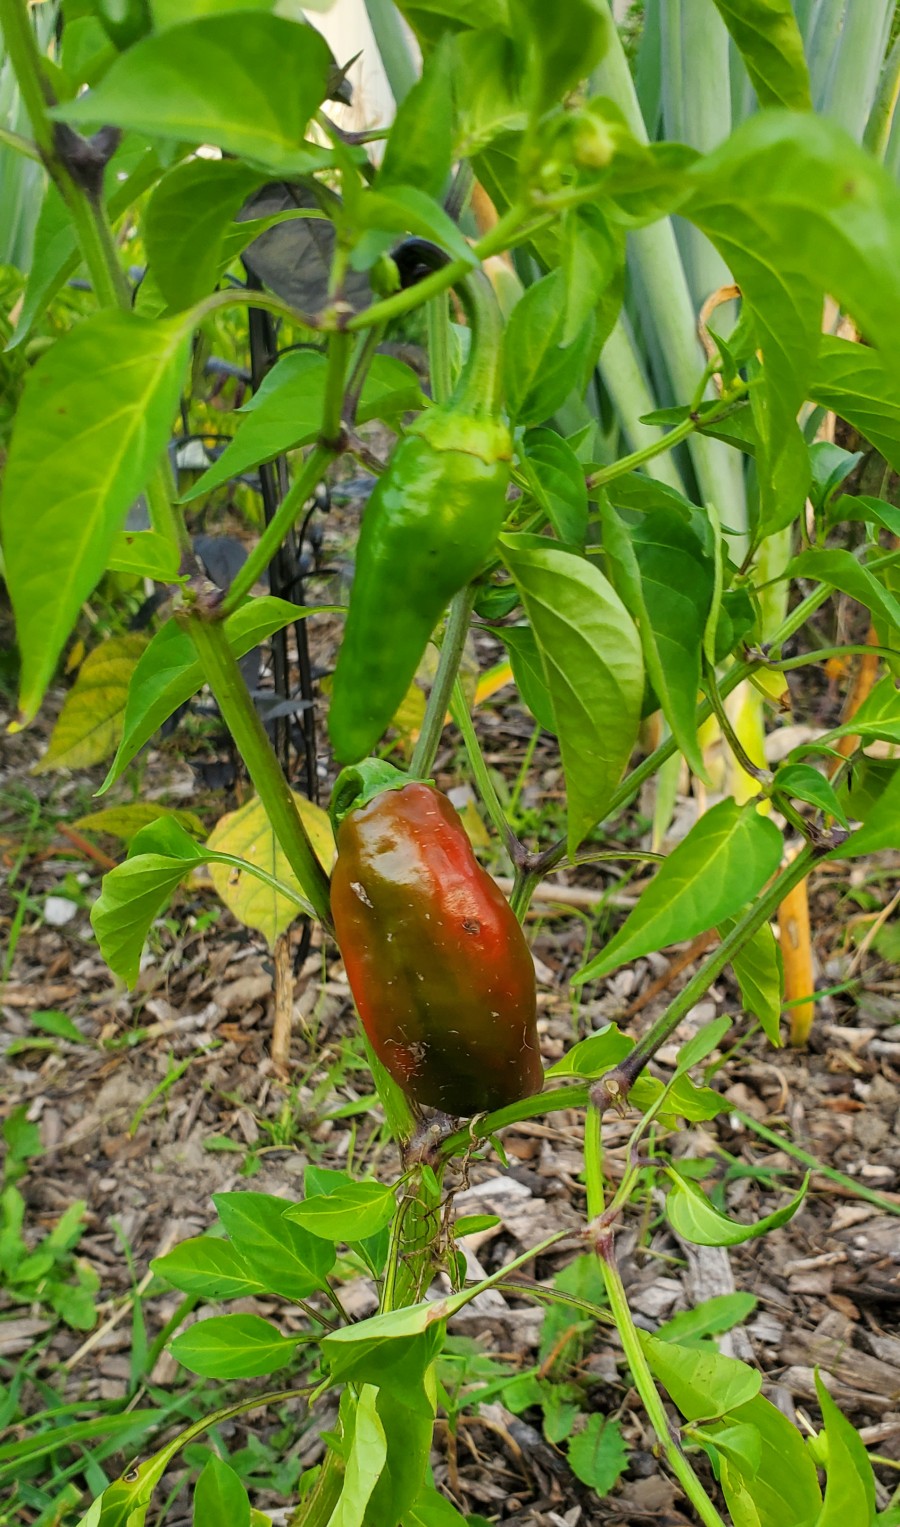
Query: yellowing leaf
[
  {"left": 65, "top": 638, "right": 85, "bottom": 675},
  {"left": 74, "top": 803, "right": 206, "bottom": 843},
  {"left": 474, "top": 662, "right": 514, "bottom": 706},
  {"left": 391, "top": 678, "right": 427, "bottom": 751},
  {"left": 34, "top": 635, "right": 148, "bottom": 773},
  {"left": 207, "top": 793, "right": 334, "bottom": 947}
]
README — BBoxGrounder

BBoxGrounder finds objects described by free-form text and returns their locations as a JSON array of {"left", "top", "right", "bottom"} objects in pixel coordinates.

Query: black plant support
[{"left": 245, "top": 269, "right": 320, "bottom": 805}]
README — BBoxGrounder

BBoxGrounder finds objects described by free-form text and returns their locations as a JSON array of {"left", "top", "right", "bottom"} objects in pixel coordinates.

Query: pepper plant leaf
[
  {"left": 501, "top": 534, "right": 643, "bottom": 855},
  {"left": 0, "top": 312, "right": 191, "bottom": 724},
  {"left": 52, "top": 15, "right": 334, "bottom": 176},
  {"left": 575, "top": 800, "right": 783, "bottom": 983}
]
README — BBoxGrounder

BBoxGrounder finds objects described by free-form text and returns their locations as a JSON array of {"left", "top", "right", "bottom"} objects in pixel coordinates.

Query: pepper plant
[{"left": 1, "top": 0, "right": 900, "bottom": 1523}]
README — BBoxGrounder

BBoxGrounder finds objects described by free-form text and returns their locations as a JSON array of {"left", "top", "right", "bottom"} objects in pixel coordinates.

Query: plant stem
[
  {"left": 321, "top": 330, "right": 351, "bottom": 446},
  {"left": 388, "top": 1170, "right": 443, "bottom": 1310},
  {"left": 222, "top": 445, "right": 335, "bottom": 614},
  {"left": 703, "top": 658, "right": 770, "bottom": 785},
  {"left": 450, "top": 676, "right": 520, "bottom": 862},
  {"left": 440, "top": 1084, "right": 591, "bottom": 1159},
  {"left": 185, "top": 613, "right": 333, "bottom": 928},
  {"left": 599, "top": 844, "right": 819, "bottom": 1100},
  {"left": 427, "top": 290, "right": 454, "bottom": 404},
  {"left": 410, "top": 585, "right": 478, "bottom": 778},
  {"left": 773, "top": 642, "right": 898, "bottom": 670},
  {"left": 585, "top": 385, "right": 748, "bottom": 494},
  {"left": 596, "top": 1239, "right": 728, "bottom": 1527},
  {"left": 0, "top": 0, "right": 57, "bottom": 164},
  {"left": 584, "top": 1103, "right": 605, "bottom": 1218},
  {"left": 344, "top": 203, "right": 532, "bottom": 334}
]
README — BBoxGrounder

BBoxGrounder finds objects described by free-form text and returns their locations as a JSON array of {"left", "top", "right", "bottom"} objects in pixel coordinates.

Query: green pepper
[
  {"left": 330, "top": 763, "right": 543, "bottom": 1116},
  {"left": 327, "top": 269, "right": 511, "bottom": 764}
]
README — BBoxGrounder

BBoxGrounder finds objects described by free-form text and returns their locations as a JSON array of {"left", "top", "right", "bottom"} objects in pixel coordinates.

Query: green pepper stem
[
  {"left": 409, "top": 584, "right": 478, "bottom": 779},
  {"left": 450, "top": 268, "right": 506, "bottom": 418},
  {"left": 186, "top": 613, "right": 333, "bottom": 928}
]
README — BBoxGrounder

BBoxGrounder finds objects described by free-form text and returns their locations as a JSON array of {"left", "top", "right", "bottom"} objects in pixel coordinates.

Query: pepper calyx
[{"left": 330, "top": 760, "right": 428, "bottom": 834}]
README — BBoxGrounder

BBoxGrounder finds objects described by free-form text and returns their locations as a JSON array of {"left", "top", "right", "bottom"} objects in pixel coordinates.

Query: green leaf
[
  {"left": 33, "top": 635, "right": 148, "bottom": 773},
  {"left": 835, "top": 494, "right": 900, "bottom": 539},
  {"left": 31, "top": 1010, "right": 87, "bottom": 1043},
  {"left": 685, "top": 113, "right": 900, "bottom": 535},
  {"left": 53, "top": 15, "right": 332, "bottom": 176},
  {"left": 632, "top": 1070, "right": 727, "bottom": 1125},
  {"left": 378, "top": 38, "right": 453, "bottom": 201},
  {"left": 575, "top": 800, "right": 783, "bottom": 984},
  {"left": 787, "top": 550, "right": 900, "bottom": 645},
  {"left": 151, "top": 1236, "right": 264, "bottom": 1300},
  {"left": 181, "top": 354, "right": 423, "bottom": 502},
  {"left": 106, "top": 529, "right": 182, "bottom": 582},
  {"left": 453, "top": 1215, "right": 502, "bottom": 1237},
  {"left": 212, "top": 1191, "right": 334, "bottom": 1298},
  {"left": 353, "top": 186, "right": 476, "bottom": 270},
  {"left": 284, "top": 1180, "right": 397, "bottom": 1243},
  {"left": 638, "top": 1330, "right": 761, "bottom": 1422},
  {"left": 510, "top": 0, "right": 611, "bottom": 111},
  {"left": 832, "top": 764, "right": 900, "bottom": 858},
  {"left": 169, "top": 1314, "right": 299, "bottom": 1379},
  {"left": 774, "top": 764, "right": 849, "bottom": 828},
  {"left": 825, "top": 674, "right": 900, "bottom": 746},
  {"left": 8, "top": 182, "right": 80, "bottom": 353},
  {"left": 182, "top": 351, "right": 327, "bottom": 500},
  {"left": 709, "top": 0, "right": 810, "bottom": 109},
  {"left": 91, "top": 830, "right": 205, "bottom": 987},
  {"left": 520, "top": 428, "right": 589, "bottom": 546},
  {"left": 330, "top": 1386, "right": 389, "bottom": 1527},
  {"left": 0, "top": 312, "right": 191, "bottom": 724},
  {"left": 545, "top": 1024, "right": 633, "bottom": 1080},
  {"left": 814, "top": 1372, "right": 876, "bottom": 1527},
  {"left": 500, "top": 625, "right": 556, "bottom": 734},
  {"left": 657, "top": 1292, "right": 758, "bottom": 1347},
  {"left": 561, "top": 208, "right": 625, "bottom": 351},
  {"left": 100, "top": 596, "right": 324, "bottom": 792},
  {"left": 145, "top": 158, "right": 269, "bottom": 311},
  {"left": 665, "top": 1169, "right": 810, "bottom": 1247},
  {"left": 322, "top": 1302, "right": 447, "bottom": 1417},
  {"left": 193, "top": 1454, "right": 250, "bottom": 1527},
  {"left": 629, "top": 509, "right": 715, "bottom": 779},
  {"left": 722, "top": 917, "right": 783, "bottom": 1047},
  {"left": 811, "top": 339, "right": 900, "bottom": 476},
  {"left": 501, "top": 534, "right": 643, "bottom": 854},
  {"left": 452, "top": 27, "right": 526, "bottom": 158},
  {"left": 712, "top": 1394, "right": 823, "bottom": 1527},
  {"left": 503, "top": 271, "right": 597, "bottom": 427},
  {"left": 566, "top": 1413, "right": 628, "bottom": 1495},
  {"left": 407, "top": 1486, "right": 471, "bottom": 1527}
]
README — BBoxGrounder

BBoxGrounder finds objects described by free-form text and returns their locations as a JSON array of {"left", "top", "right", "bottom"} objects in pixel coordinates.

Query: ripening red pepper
[{"left": 330, "top": 767, "right": 543, "bottom": 1116}]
